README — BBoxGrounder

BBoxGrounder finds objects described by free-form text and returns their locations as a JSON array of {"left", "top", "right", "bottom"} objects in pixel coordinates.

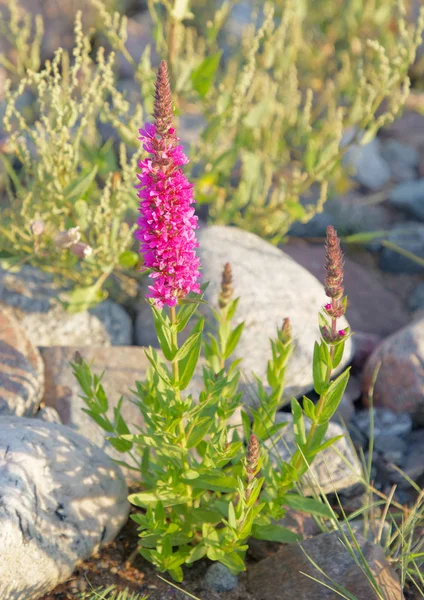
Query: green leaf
[
  {"left": 219, "top": 552, "right": 246, "bottom": 574},
  {"left": 178, "top": 318, "right": 204, "bottom": 390},
  {"left": 307, "top": 435, "right": 344, "bottom": 456},
  {"left": 284, "top": 493, "right": 334, "bottom": 519},
  {"left": 144, "top": 348, "right": 173, "bottom": 387},
  {"left": 95, "top": 383, "right": 108, "bottom": 413},
  {"left": 332, "top": 340, "right": 345, "bottom": 369},
  {"left": 81, "top": 409, "right": 114, "bottom": 432},
  {"left": 318, "top": 368, "right": 351, "bottom": 424},
  {"left": 251, "top": 524, "right": 300, "bottom": 544},
  {"left": 65, "top": 284, "right": 108, "bottom": 313},
  {"left": 174, "top": 331, "right": 202, "bottom": 363},
  {"left": 151, "top": 306, "right": 176, "bottom": 361},
  {"left": 191, "top": 51, "right": 222, "bottom": 98},
  {"left": 118, "top": 250, "right": 139, "bottom": 269},
  {"left": 107, "top": 436, "right": 133, "bottom": 453},
  {"left": 228, "top": 501, "right": 237, "bottom": 529},
  {"left": 176, "top": 296, "right": 202, "bottom": 332},
  {"left": 303, "top": 396, "right": 316, "bottom": 421},
  {"left": 313, "top": 341, "right": 327, "bottom": 395},
  {"left": 193, "top": 473, "right": 238, "bottom": 493},
  {"left": 224, "top": 322, "right": 244, "bottom": 359},
  {"left": 187, "top": 544, "right": 207, "bottom": 564},
  {"left": 186, "top": 416, "right": 212, "bottom": 448},
  {"left": 241, "top": 410, "right": 251, "bottom": 440},
  {"left": 64, "top": 166, "right": 98, "bottom": 203}
]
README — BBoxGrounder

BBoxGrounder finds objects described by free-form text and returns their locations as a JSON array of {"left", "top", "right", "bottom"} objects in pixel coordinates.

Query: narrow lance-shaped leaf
[{"left": 318, "top": 368, "right": 351, "bottom": 424}]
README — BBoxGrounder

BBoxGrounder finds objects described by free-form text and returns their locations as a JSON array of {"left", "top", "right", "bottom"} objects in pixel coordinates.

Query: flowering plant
[{"left": 72, "top": 62, "right": 352, "bottom": 582}]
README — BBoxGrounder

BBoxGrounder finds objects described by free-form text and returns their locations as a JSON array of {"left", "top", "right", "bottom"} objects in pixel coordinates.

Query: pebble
[{"left": 204, "top": 563, "right": 239, "bottom": 593}]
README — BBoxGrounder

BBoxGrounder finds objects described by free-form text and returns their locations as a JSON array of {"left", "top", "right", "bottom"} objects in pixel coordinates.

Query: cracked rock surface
[
  {"left": 0, "top": 308, "right": 44, "bottom": 417},
  {"left": 0, "top": 417, "right": 129, "bottom": 600}
]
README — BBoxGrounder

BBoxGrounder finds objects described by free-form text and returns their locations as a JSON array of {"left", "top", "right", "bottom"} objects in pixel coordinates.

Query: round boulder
[
  {"left": 0, "top": 417, "right": 129, "bottom": 599},
  {"left": 136, "top": 226, "right": 353, "bottom": 401}
]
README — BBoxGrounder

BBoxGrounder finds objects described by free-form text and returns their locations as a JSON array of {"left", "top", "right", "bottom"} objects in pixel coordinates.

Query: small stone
[
  {"left": 374, "top": 435, "right": 407, "bottom": 465},
  {"left": 136, "top": 226, "right": 353, "bottom": 400},
  {"left": 379, "top": 223, "right": 424, "bottom": 273},
  {"left": 0, "top": 417, "right": 128, "bottom": 599},
  {"left": 343, "top": 137, "right": 391, "bottom": 191},
  {"left": 389, "top": 179, "right": 424, "bottom": 221},
  {"left": 402, "top": 429, "right": 424, "bottom": 483},
  {"left": 204, "top": 563, "right": 239, "bottom": 593},
  {"left": 382, "top": 140, "right": 419, "bottom": 182},
  {"left": 353, "top": 409, "right": 412, "bottom": 439},
  {"left": 0, "top": 308, "right": 44, "bottom": 417},
  {"left": 247, "top": 531, "right": 404, "bottom": 600},
  {"left": 0, "top": 265, "right": 132, "bottom": 346},
  {"left": 362, "top": 318, "right": 424, "bottom": 425},
  {"left": 266, "top": 413, "right": 361, "bottom": 495},
  {"left": 409, "top": 282, "right": 424, "bottom": 312}
]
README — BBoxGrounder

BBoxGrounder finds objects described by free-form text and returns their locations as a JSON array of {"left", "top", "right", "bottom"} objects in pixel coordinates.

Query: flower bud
[
  {"left": 30, "top": 220, "right": 45, "bottom": 236},
  {"left": 73, "top": 351, "right": 83, "bottom": 365},
  {"left": 55, "top": 227, "right": 81, "bottom": 249},
  {"left": 279, "top": 317, "right": 292, "bottom": 344},
  {"left": 219, "top": 262, "right": 234, "bottom": 308},
  {"left": 324, "top": 226, "right": 344, "bottom": 302},
  {"left": 70, "top": 242, "right": 93, "bottom": 259},
  {"left": 246, "top": 434, "right": 260, "bottom": 478}
]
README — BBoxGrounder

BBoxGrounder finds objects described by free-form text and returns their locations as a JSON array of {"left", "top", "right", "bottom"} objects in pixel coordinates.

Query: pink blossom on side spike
[{"left": 135, "top": 61, "right": 201, "bottom": 308}]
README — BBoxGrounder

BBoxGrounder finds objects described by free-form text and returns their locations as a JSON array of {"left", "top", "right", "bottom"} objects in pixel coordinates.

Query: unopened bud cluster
[
  {"left": 219, "top": 262, "right": 234, "bottom": 308},
  {"left": 324, "top": 225, "right": 345, "bottom": 318},
  {"left": 246, "top": 434, "right": 260, "bottom": 481}
]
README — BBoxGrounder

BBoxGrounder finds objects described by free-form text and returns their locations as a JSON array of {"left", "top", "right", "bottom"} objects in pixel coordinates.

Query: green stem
[
  {"left": 295, "top": 314, "right": 337, "bottom": 470},
  {"left": 169, "top": 305, "right": 181, "bottom": 403}
]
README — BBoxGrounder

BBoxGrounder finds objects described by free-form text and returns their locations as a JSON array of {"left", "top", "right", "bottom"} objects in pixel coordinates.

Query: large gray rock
[
  {"left": 343, "top": 137, "right": 391, "bottom": 191},
  {"left": 266, "top": 413, "right": 361, "bottom": 495},
  {"left": 0, "top": 265, "right": 132, "bottom": 346},
  {"left": 379, "top": 223, "right": 424, "bottom": 273},
  {"left": 389, "top": 179, "right": 424, "bottom": 220},
  {"left": 0, "top": 308, "right": 44, "bottom": 417},
  {"left": 248, "top": 531, "right": 404, "bottom": 600},
  {"left": 382, "top": 140, "right": 419, "bottom": 183},
  {"left": 363, "top": 318, "right": 424, "bottom": 425},
  {"left": 0, "top": 417, "right": 129, "bottom": 600},
  {"left": 136, "top": 226, "right": 353, "bottom": 401}
]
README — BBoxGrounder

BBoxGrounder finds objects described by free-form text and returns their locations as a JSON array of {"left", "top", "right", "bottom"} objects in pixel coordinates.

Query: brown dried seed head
[
  {"left": 219, "top": 262, "right": 234, "bottom": 308},
  {"left": 247, "top": 434, "right": 260, "bottom": 476},
  {"left": 153, "top": 60, "right": 174, "bottom": 138},
  {"left": 324, "top": 225, "right": 344, "bottom": 301}
]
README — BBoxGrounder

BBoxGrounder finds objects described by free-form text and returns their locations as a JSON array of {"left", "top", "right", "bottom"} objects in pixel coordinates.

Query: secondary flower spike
[{"left": 135, "top": 60, "right": 201, "bottom": 307}]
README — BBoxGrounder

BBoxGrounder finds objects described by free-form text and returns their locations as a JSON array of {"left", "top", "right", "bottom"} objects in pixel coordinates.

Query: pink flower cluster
[{"left": 135, "top": 123, "right": 201, "bottom": 307}]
